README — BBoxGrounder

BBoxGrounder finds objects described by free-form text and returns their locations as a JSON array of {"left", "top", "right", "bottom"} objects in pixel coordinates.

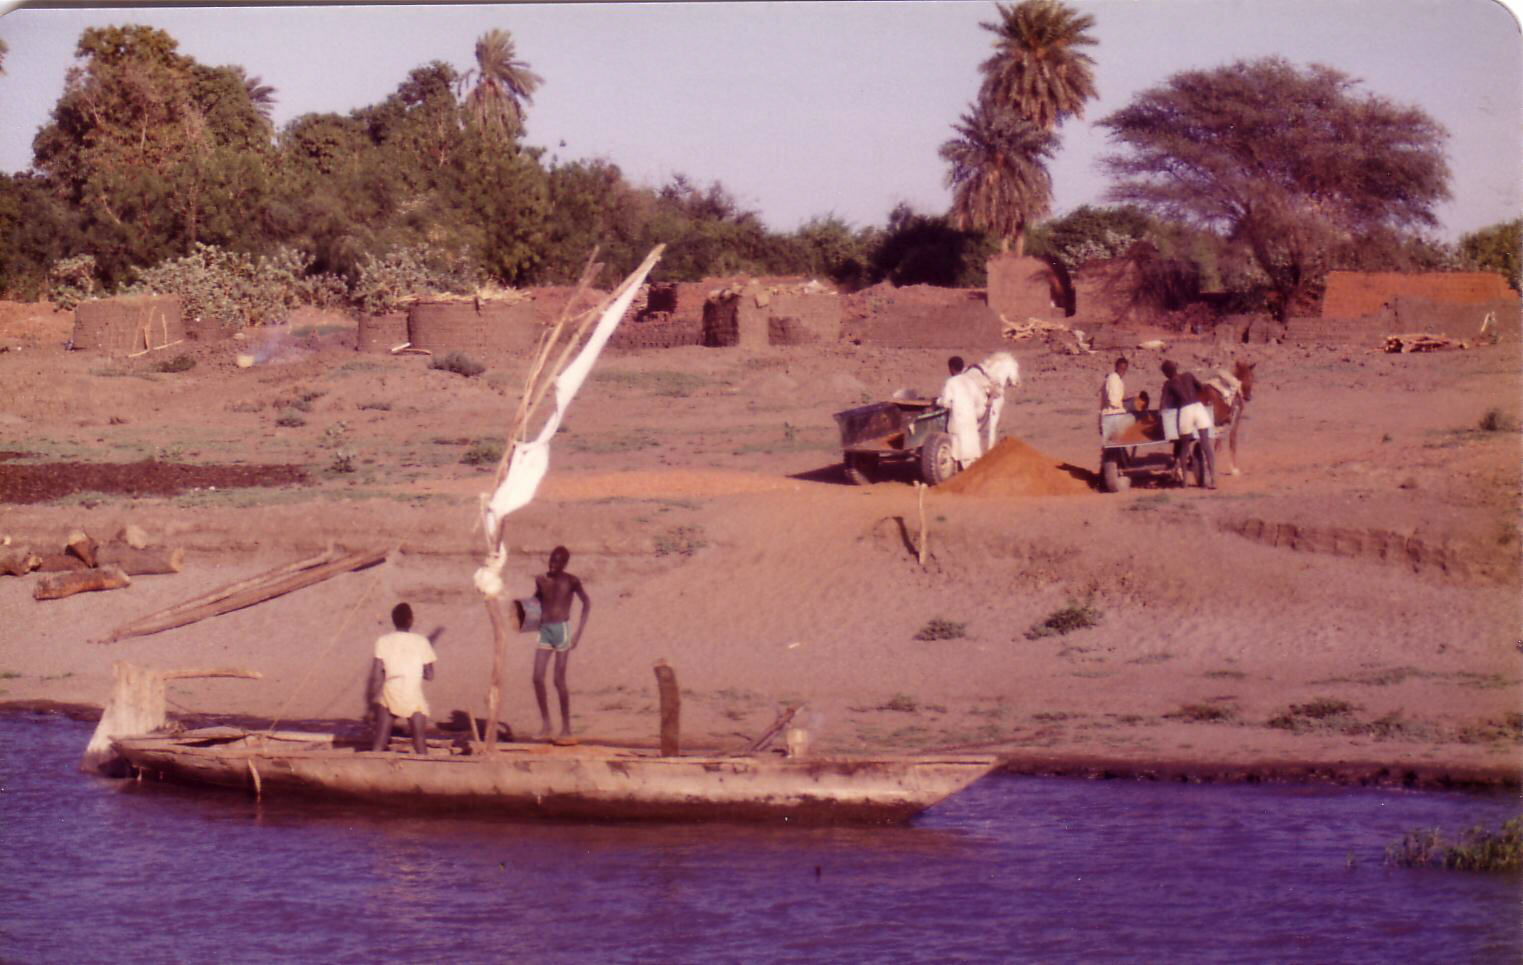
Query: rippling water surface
[{"left": 2, "top": 714, "right": 1518, "bottom": 963}]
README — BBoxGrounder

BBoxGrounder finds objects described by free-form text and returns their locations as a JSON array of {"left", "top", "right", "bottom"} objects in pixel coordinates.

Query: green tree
[
  {"left": 459, "top": 28, "right": 541, "bottom": 141},
  {"left": 1027, "top": 204, "right": 1152, "bottom": 268},
  {"left": 873, "top": 203, "right": 996, "bottom": 287},
  {"left": 32, "top": 26, "right": 276, "bottom": 285},
  {"left": 940, "top": 98, "right": 1057, "bottom": 255},
  {"left": 0, "top": 174, "right": 83, "bottom": 298},
  {"left": 978, "top": 0, "right": 1098, "bottom": 131},
  {"left": 1100, "top": 57, "right": 1451, "bottom": 317},
  {"left": 1459, "top": 219, "right": 1520, "bottom": 291},
  {"left": 1, "top": 36, "right": 8, "bottom": 74}
]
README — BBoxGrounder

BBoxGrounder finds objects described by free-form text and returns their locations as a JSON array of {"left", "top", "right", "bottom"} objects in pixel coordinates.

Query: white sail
[{"left": 481, "top": 253, "right": 661, "bottom": 547}]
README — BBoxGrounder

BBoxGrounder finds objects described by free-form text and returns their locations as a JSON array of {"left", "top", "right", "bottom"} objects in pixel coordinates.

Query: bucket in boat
[{"left": 512, "top": 596, "right": 542, "bottom": 632}]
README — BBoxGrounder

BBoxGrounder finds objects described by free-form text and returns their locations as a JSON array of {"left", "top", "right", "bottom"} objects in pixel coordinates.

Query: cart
[
  {"left": 833, "top": 398, "right": 956, "bottom": 485},
  {"left": 1098, "top": 409, "right": 1205, "bottom": 492}
]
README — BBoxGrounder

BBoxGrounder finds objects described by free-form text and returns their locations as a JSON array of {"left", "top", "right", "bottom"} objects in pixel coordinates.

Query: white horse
[{"left": 939, "top": 351, "right": 1020, "bottom": 465}]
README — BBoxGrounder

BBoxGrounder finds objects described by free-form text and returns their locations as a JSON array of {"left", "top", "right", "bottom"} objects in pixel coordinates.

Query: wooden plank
[
  {"left": 104, "top": 548, "right": 387, "bottom": 641},
  {"left": 654, "top": 660, "right": 680, "bottom": 757}
]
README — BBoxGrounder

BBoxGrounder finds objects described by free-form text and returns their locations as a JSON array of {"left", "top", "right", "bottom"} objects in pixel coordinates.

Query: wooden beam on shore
[
  {"left": 35, "top": 565, "right": 131, "bottom": 601},
  {"left": 103, "top": 547, "right": 386, "bottom": 642}
]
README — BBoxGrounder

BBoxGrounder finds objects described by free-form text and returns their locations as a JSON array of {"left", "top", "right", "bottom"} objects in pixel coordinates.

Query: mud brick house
[
  {"left": 71, "top": 295, "right": 185, "bottom": 354},
  {"left": 1290, "top": 271, "right": 1520, "bottom": 347}
]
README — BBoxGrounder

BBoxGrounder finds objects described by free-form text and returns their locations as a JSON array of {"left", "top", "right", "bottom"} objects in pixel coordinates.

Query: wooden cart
[{"left": 833, "top": 399, "right": 957, "bottom": 485}]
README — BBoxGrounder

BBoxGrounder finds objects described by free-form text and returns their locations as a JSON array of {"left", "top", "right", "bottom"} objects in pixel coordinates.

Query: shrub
[
  {"left": 880, "top": 693, "right": 919, "bottom": 713},
  {"left": 1026, "top": 598, "right": 1104, "bottom": 639},
  {"left": 1385, "top": 817, "right": 1522, "bottom": 872},
  {"left": 461, "top": 438, "right": 505, "bottom": 466},
  {"left": 1165, "top": 703, "right": 1236, "bottom": 723},
  {"left": 914, "top": 618, "right": 968, "bottom": 641},
  {"left": 330, "top": 449, "right": 357, "bottom": 473},
  {"left": 120, "top": 244, "right": 339, "bottom": 331},
  {"left": 431, "top": 352, "right": 486, "bottom": 378},
  {"left": 46, "top": 254, "right": 99, "bottom": 310},
  {"left": 352, "top": 244, "right": 480, "bottom": 315},
  {"left": 275, "top": 412, "right": 306, "bottom": 428},
  {"left": 654, "top": 526, "right": 707, "bottom": 557},
  {"left": 152, "top": 354, "right": 196, "bottom": 373},
  {"left": 1479, "top": 408, "right": 1515, "bottom": 433}
]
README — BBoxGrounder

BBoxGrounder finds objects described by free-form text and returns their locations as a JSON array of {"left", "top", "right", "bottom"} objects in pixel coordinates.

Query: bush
[
  {"left": 431, "top": 352, "right": 486, "bottom": 378},
  {"left": 274, "top": 411, "right": 306, "bottom": 428},
  {"left": 1385, "top": 817, "right": 1522, "bottom": 872},
  {"left": 46, "top": 254, "right": 99, "bottom": 310},
  {"left": 461, "top": 438, "right": 505, "bottom": 466},
  {"left": 1026, "top": 598, "right": 1104, "bottom": 639},
  {"left": 914, "top": 618, "right": 968, "bottom": 641},
  {"left": 121, "top": 244, "right": 339, "bottom": 332},
  {"left": 329, "top": 449, "right": 357, "bottom": 473},
  {"left": 352, "top": 244, "right": 481, "bottom": 315},
  {"left": 1479, "top": 408, "right": 1515, "bottom": 433},
  {"left": 654, "top": 526, "right": 707, "bottom": 557},
  {"left": 151, "top": 353, "right": 196, "bottom": 373}
]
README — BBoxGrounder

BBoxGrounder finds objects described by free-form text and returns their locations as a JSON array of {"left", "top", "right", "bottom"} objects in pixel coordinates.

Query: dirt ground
[{"left": 1, "top": 297, "right": 1519, "bottom": 787}]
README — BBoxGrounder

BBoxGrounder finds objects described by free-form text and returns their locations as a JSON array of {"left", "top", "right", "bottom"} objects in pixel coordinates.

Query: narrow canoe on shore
[{"left": 111, "top": 729, "right": 1000, "bottom": 825}]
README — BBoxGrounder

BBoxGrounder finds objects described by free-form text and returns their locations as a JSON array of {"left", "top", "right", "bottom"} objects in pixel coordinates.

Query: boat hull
[{"left": 111, "top": 732, "right": 999, "bottom": 825}]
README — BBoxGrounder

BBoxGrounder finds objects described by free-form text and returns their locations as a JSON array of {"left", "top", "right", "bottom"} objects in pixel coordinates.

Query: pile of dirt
[{"left": 936, "top": 437, "right": 1092, "bottom": 497}]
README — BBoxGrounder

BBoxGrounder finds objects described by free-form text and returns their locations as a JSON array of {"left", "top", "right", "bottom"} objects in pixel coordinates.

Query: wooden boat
[{"left": 111, "top": 728, "right": 999, "bottom": 825}]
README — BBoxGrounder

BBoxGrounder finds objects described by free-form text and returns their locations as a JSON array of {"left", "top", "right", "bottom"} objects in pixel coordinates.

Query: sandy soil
[{"left": 1, "top": 298, "right": 1518, "bottom": 787}]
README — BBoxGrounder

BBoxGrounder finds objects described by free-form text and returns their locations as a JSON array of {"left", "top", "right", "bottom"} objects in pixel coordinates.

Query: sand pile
[{"left": 937, "top": 437, "right": 1091, "bottom": 497}]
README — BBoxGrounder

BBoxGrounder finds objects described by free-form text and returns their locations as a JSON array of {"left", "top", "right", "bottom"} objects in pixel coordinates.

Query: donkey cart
[
  {"left": 833, "top": 399, "right": 957, "bottom": 486},
  {"left": 1098, "top": 409, "right": 1209, "bottom": 493}
]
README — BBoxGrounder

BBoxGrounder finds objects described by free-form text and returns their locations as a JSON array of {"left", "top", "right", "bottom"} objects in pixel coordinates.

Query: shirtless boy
[{"left": 532, "top": 546, "right": 590, "bottom": 738}]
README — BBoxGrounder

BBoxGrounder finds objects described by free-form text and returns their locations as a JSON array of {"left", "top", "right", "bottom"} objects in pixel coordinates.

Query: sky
[{"left": 0, "top": 0, "right": 1519, "bottom": 240}]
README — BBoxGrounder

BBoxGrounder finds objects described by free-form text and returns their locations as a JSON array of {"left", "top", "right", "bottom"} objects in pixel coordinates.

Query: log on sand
[
  {"left": 0, "top": 547, "right": 41, "bottom": 576},
  {"left": 36, "top": 544, "right": 185, "bottom": 575},
  {"left": 34, "top": 565, "right": 131, "bottom": 601},
  {"left": 97, "top": 544, "right": 186, "bottom": 575},
  {"left": 104, "top": 547, "right": 388, "bottom": 642},
  {"left": 66, "top": 530, "right": 99, "bottom": 568},
  {"left": 80, "top": 661, "right": 261, "bottom": 773}
]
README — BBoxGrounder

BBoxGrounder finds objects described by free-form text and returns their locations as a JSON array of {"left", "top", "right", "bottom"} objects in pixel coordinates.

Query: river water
[{"left": 1, "top": 713, "right": 1517, "bottom": 963}]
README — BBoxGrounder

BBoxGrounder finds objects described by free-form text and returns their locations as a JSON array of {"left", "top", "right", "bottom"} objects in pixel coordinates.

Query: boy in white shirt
[{"left": 368, "top": 602, "right": 439, "bottom": 754}]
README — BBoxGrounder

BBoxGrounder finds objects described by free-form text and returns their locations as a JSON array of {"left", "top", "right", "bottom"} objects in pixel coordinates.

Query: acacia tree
[
  {"left": 1100, "top": 57, "right": 1450, "bottom": 317},
  {"left": 979, "top": 0, "right": 1098, "bottom": 131},
  {"left": 1459, "top": 219, "right": 1520, "bottom": 291},
  {"left": 459, "top": 28, "right": 541, "bottom": 141},
  {"left": 940, "top": 98, "right": 1057, "bottom": 255}
]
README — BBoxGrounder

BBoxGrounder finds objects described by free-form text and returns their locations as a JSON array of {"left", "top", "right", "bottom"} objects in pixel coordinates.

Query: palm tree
[
  {"left": 240, "top": 71, "right": 277, "bottom": 121},
  {"left": 979, "top": 0, "right": 1098, "bottom": 131},
  {"left": 460, "top": 28, "right": 542, "bottom": 140},
  {"left": 940, "top": 98, "right": 1057, "bottom": 255}
]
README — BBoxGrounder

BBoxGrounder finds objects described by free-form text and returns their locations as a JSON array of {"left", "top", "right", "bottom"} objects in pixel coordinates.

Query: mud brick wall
[
  {"left": 1388, "top": 297, "right": 1520, "bottom": 342},
  {"left": 986, "top": 255, "right": 1066, "bottom": 322},
  {"left": 72, "top": 295, "right": 184, "bottom": 354},
  {"left": 1321, "top": 271, "right": 1516, "bottom": 319},
  {"left": 1069, "top": 259, "right": 1145, "bottom": 327},
  {"left": 356, "top": 312, "right": 408, "bottom": 353},
  {"left": 609, "top": 314, "right": 704, "bottom": 350},
  {"left": 408, "top": 300, "right": 543, "bottom": 359},
  {"left": 702, "top": 287, "right": 841, "bottom": 347},
  {"left": 1285, "top": 315, "right": 1393, "bottom": 349}
]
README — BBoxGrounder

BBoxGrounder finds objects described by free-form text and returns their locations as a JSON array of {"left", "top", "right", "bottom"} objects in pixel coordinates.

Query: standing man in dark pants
[{"left": 531, "top": 546, "right": 590, "bottom": 739}]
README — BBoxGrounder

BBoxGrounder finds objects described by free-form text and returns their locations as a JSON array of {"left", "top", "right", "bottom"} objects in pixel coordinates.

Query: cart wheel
[
  {"left": 920, "top": 432, "right": 957, "bottom": 484},
  {"left": 1100, "top": 453, "right": 1121, "bottom": 493},
  {"left": 842, "top": 452, "right": 876, "bottom": 486}
]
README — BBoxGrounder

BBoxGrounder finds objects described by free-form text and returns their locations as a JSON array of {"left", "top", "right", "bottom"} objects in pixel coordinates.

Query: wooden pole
[
  {"left": 744, "top": 704, "right": 801, "bottom": 754},
  {"left": 104, "top": 548, "right": 385, "bottom": 641},
  {"left": 916, "top": 482, "right": 929, "bottom": 566},
  {"left": 109, "top": 546, "right": 339, "bottom": 635},
  {"left": 481, "top": 595, "right": 513, "bottom": 756},
  {"left": 654, "top": 660, "right": 680, "bottom": 757}
]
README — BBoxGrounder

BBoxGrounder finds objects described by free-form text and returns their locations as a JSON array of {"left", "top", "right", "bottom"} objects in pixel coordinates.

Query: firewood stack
[{"left": 0, "top": 525, "right": 187, "bottom": 601}]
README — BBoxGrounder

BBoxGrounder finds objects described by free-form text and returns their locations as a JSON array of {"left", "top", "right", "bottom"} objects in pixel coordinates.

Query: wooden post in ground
[
  {"left": 654, "top": 660, "right": 680, "bottom": 757},
  {"left": 80, "top": 662, "right": 261, "bottom": 773},
  {"left": 481, "top": 596, "right": 513, "bottom": 756},
  {"left": 916, "top": 482, "right": 929, "bottom": 566}
]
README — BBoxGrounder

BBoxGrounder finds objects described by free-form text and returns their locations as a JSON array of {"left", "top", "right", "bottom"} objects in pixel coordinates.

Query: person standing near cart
[{"left": 1160, "top": 359, "right": 1216, "bottom": 489}]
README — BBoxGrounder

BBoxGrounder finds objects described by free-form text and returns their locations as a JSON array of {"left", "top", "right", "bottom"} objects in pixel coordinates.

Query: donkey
[
  {"left": 940, "top": 351, "right": 1020, "bottom": 465},
  {"left": 1199, "top": 359, "right": 1257, "bottom": 475}
]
